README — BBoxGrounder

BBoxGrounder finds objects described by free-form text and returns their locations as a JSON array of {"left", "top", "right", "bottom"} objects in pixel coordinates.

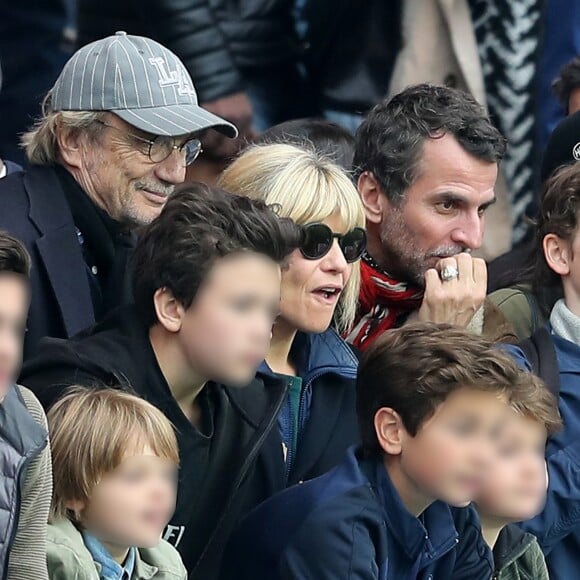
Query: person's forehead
[
  {"left": 437, "top": 387, "right": 507, "bottom": 415},
  {"left": 419, "top": 133, "right": 497, "bottom": 174},
  {"left": 204, "top": 253, "right": 282, "bottom": 286},
  {"left": 405, "top": 135, "right": 498, "bottom": 200}
]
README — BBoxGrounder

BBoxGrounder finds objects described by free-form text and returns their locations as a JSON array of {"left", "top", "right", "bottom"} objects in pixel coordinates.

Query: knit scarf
[{"left": 347, "top": 253, "right": 423, "bottom": 351}]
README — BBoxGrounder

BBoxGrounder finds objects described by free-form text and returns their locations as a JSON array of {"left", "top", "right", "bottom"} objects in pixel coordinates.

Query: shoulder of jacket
[
  {"left": 47, "top": 522, "right": 98, "bottom": 580},
  {"left": 488, "top": 287, "right": 532, "bottom": 309},
  {"left": 15, "top": 385, "right": 48, "bottom": 428},
  {"left": 138, "top": 540, "right": 187, "bottom": 578}
]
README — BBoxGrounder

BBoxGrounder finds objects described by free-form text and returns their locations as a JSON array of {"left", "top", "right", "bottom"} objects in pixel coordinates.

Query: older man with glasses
[{"left": 0, "top": 31, "right": 237, "bottom": 359}]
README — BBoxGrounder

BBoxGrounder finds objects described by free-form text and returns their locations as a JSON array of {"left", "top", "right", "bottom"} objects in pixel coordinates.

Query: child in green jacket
[
  {"left": 46, "top": 387, "right": 186, "bottom": 580},
  {"left": 474, "top": 376, "right": 562, "bottom": 579}
]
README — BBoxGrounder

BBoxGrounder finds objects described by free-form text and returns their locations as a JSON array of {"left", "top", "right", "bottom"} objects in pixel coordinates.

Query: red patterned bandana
[{"left": 347, "top": 253, "right": 423, "bottom": 351}]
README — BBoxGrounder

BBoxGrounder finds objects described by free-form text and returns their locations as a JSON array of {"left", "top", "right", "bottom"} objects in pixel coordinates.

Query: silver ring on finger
[{"left": 440, "top": 264, "right": 459, "bottom": 282}]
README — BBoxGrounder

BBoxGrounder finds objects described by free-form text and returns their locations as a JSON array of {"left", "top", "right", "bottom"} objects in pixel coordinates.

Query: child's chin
[
  {"left": 447, "top": 498, "right": 473, "bottom": 509},
  {"left": 135, "top": 533, "right": 164, "bottom": 549}
]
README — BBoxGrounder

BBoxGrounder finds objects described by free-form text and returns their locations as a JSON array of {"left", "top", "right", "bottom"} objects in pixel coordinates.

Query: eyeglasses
[
  {"left": 95, "top": 120, "right": 203, "bottom": 166},
  {"left": 301, "top": 223, "right": 367, "bottom": 263}
]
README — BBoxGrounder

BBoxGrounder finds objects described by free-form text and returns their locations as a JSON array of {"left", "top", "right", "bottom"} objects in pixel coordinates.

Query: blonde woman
[{"left": 219, "top": 143, "right": 366, "bottom": 485}]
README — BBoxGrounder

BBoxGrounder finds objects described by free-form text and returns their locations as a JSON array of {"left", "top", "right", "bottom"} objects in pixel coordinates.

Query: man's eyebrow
[{"left": 430, "top": 191, "right": 497, "bottom": 209}]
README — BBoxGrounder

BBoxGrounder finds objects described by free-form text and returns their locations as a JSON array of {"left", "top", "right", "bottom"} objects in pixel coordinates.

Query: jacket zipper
[
  {"left": 286, "top": 366, "right": 357, "bottom": 478},
  {"left": 190, "top": 381, "right": 289, "bottom": 578}
]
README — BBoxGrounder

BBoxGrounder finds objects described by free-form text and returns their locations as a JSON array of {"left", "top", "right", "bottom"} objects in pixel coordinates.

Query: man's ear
[
  {"left": 543, "top": 233, "right": 571, "bottom": 277},
  {"left": 358, "top": 171, "right": 388, "bottom": 225},
  {"left": 56, "top": 125, "right": 85, "bottom": 169},
  {"left": 153, "top": 287, "right": 184, "bottom": 334},
  {"left": 374, "top": 407, "right": 406, "bottom": 455}
]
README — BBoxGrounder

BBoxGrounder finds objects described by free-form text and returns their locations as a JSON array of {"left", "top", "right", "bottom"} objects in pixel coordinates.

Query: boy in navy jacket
[
  {"left": 222, "top": 323, "right": 537, "bottom": 579},
  {"left": 503, "top": 163, "right": 580, "bottom": 580}
]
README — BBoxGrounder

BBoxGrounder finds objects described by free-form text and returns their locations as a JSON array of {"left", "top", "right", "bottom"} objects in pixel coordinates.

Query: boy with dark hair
[
  {"left": 222, "top": 323, "right": 530, "bottom": 579},
  {"left": 0, "top": 231, "right": 51, "bottom": 579},
  {"left": 474, "top": 376, "right": 561, "bottom": 579},
  {"left": 552, "top": 55, "right": 580, "bottom": 115},
  {"left": 501, "top": 163, "right": 580, "bottom": 580},
  {"left": 20, "top": 183, "right": 303, "bottom": 580}
]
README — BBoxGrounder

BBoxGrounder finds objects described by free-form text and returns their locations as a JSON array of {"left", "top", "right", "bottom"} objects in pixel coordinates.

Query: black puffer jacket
[
  {"left": 213, "top": 0, "right": 300, "bottom": 69},
  {"left": 77, "top": 0, "right": 243, "bottom": 103},
  {"left": 217, "top": 0, "right": 402, "bottom": 113}
]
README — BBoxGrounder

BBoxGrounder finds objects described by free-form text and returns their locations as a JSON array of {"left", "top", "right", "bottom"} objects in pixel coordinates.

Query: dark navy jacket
[
  {"left": 222, "top": 446, "right": 493, "bottom": 580},
  {"left": 3, "top": 160, "right": 22, "bottom": 175},
  {"left": 506, "top": 334, "right": 580, "bottom": 580},
  {"left": 256, "top": 328, "right": 359, "bottom": 488},
  {"left": 0, "top": 165, "right": 95, "bottom": 358}
]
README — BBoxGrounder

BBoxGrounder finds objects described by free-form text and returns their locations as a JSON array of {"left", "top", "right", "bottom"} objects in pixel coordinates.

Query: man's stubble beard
[{"left": 378, "top": 210, "right": 428, "bottom": 288}]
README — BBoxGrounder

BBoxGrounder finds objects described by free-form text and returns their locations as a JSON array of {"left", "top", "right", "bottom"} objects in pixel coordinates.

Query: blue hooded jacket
[{"left": 257, "top": 328, "right": 359, "bottom": 487}]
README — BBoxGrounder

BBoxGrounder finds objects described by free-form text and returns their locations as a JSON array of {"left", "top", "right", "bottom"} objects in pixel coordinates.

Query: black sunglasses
[{"left": 301, "top": 223, "right": 367, "bottom": 263}]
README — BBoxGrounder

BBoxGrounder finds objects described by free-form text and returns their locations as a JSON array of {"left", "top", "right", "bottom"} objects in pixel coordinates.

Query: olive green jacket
[
  {"left": 492, "top": 525, "right": 549, "bottom": 580},
  {"left": 47, "top": 518, "right": 187, "bottom": 580}
]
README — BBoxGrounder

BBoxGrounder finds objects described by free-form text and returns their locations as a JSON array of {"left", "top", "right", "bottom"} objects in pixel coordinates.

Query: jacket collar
[
  {"left": 83, "top": 532, "right": 136, "bottom": 580},
  {"left": 360, "top": 449, "right": 459, "bottom": 563},
  {"left": 259, "top": 328, "right": 358, "bottom": 383},
  {"left": 492, "top": 524, "right": 534, "bottom": 571},
  {"left": 49, "top": 519, "right": 165, "bottom": 580},
  {"left": 24, "top": 165, "right": 95, "bottom": 336},
  {"left": 549, "top": 327, "right": 580, "bottom": 373},
  {"left": 3, "top": 160, "right": 22, "bottom": 176}
]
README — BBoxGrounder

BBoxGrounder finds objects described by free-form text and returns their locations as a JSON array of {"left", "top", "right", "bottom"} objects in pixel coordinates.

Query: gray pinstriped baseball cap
[{"left": 49, "top": 31, "right": 238, "bottom": 138}]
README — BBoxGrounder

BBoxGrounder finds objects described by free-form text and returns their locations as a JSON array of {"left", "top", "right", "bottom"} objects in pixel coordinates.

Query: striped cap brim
[{"left": 115, "top": 103, "right": 238, "bottom": 138}]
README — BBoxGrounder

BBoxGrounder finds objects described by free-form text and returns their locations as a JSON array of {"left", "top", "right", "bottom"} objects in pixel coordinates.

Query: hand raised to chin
[{"left": 415, "top": 253, "right": 487, "bottom": 327}]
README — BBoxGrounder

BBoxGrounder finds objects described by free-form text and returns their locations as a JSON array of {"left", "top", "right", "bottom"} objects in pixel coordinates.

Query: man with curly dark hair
[{"left": 348, "top": 83, "right": 514, "bottom": 351}]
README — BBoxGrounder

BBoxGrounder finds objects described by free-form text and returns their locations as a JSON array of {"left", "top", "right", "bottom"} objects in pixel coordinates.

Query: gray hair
[{"left": 20, "top": 92, "right": 106, "bottom": 166}]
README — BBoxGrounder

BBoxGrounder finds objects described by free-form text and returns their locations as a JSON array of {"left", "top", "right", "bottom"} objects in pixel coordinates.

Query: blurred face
[
  {"left": 376, "top": 134, "right": 497, "bottom": 285},
  {"left": 475, "top": 413, "right": 548, "bottom": 522},
  {"left": 77, "top": 446, "right": 178, "bottom": 557},
  {"left": 398, "top": 387, "right": 509, "bottom": 508},
  {"left": 569, "top": 88, "right": 580, "bottom": 115},
  {"left": 73, "top": 114, "right": 193, "bottom": 226},
  {"left": 279, "top": 213, "right": 353, "bottom": 334},
  {"left": 551, "top": 228, "right": 580, "bottom": 316},
  {"left": 179, "top": 253, "right": 282, "bottom": 385},
  {"left": 0, "top": 274, "right": 28, "bottom": 399}
]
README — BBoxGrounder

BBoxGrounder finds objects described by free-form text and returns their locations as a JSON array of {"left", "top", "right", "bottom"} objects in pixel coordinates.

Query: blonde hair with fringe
[
  {"left": 219, "top": 143, "right": 365, "bottom": 333},
  {"left": 20, "top": 92, "right": 105, "bottom": 166},
  {"left": 47, "top": 386, "right": 179, "bottom": 522}
]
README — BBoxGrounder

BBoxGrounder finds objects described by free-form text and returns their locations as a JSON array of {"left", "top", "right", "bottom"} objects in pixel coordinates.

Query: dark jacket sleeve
[
  {"left": 278, "top": 505, "right": 381, "bottom": 579},
  {"left": 449, "top": 506, "right": 494, "bottom": 580},
  {"left": 131, "top": 0, "right": 243, "bottom": 102}
]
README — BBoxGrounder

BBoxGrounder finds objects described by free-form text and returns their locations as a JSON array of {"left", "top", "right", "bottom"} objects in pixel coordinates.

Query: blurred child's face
[
  {"left": 0, "top": 274, "right": 28, "bottom": 399},
  {"left": 398, "top": 387, "right": 509, "bottom": 508},
  {"left": 475, "top": 413, "right": 548, "bottom": 522},
  {"left": 79, "top": 446, "right": 178, "bottom": 554},
  {"left": 177, "top": 253, "right": 282, "bottom": 386}
]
